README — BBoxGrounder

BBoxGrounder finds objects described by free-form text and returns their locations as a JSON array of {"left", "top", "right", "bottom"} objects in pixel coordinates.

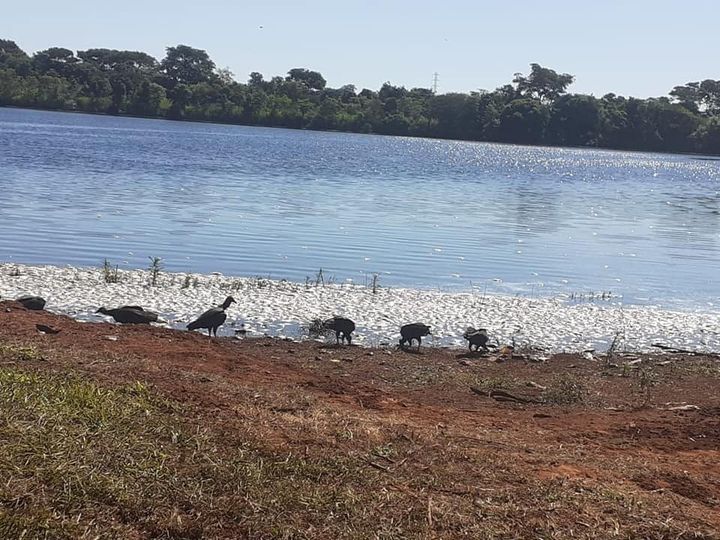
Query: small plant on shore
[
  {"left": 605, "top": 330, "right": 624, "bottom": 364},
  {"left": 248, "top": 276, "right": 269, "bottom": 289},
  {"left": 543, "top": 375, "right": 587, "bottom": 405},
  {"left": 635, "top": 367, "right": 659, "bottom": 407},
  {"left": 569, "top": 291, "right": 615, "bottom": 303},
  {"left": 101, "top": 258, "right": 120, "bottom": 284},
  {"left": 470, "top": 376, "right": 512, "bottom": 393},
  {"left": 306, "top": 318, "right": 330, "bottom": 338},
  {"left": 227, "top": 279, "right": 244, "bottom": 291},
  {"left": 181, "top": 274, "right": 193, "bottom": 289},
  {"left": 147, "top": 256, "right": 163, "bottom": 287},
  {"left": 315, "top": 268, "right": 325, "bottom": 287},
  {"left": 8, "top": 266, "right": 21, "bottom": 277},
  {"left": 371, "top": 273, "right": 380, "bottom": 294}
]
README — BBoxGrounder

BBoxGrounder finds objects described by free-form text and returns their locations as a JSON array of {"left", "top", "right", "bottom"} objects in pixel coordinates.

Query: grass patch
[
  {"left": 147, "top": 256, "right": 163, "bottom": 287},
  {"left": 0, "top": 343, "right": 44, "bottom": 362},
  {"left": 101, "top": 258, "right": 120, "bottom": 284},
  {"left": 543, "top": 374, "right": 588, "bottom": 405},
  {"left": 0, "top": 368, "right": 424, "bottom": 539},
  {"left": 467, "top": 376, "right": 514, "bottom": 392}
]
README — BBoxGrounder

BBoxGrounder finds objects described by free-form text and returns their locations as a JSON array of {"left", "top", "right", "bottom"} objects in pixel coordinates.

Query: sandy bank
[{"left": 1, "top": 262, "right": 719, "bottom": 353}]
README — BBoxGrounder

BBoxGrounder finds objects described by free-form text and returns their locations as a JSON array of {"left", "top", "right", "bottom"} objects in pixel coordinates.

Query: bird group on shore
[{"left": 3, "top": 293, "right": 493, "bottom": 350}]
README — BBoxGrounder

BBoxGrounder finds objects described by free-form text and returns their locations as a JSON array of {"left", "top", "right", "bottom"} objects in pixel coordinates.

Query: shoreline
[
  {"left": 4, "top": 105, "right": 719, "bottom": 159},
  {"left": 1, "top": 262, "right": 719, "bottom": 354}
]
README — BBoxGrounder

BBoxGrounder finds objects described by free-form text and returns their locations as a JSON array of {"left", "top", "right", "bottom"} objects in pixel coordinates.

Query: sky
[{"left": 3, "top": 0, "right": 719, "bottom": 98}]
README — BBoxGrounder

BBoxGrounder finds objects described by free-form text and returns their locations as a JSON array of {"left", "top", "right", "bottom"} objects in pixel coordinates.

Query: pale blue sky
[{"left": 3, "top": 1, "right": 718, "bottom": 97}]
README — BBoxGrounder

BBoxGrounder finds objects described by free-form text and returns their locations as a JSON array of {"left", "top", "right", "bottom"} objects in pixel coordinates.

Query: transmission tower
[{"left": 432, "top": 72, "right": 439, "bottom": 94}]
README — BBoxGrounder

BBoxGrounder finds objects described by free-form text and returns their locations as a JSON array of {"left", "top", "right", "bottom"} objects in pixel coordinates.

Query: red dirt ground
[{"left": 1, "top": 300, "right": 719, "bottom": 538}]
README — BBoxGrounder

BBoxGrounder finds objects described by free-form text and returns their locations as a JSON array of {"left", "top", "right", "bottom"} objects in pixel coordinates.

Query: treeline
[{"left": 1, "top": 39, "right": 720, "bottom": 154}]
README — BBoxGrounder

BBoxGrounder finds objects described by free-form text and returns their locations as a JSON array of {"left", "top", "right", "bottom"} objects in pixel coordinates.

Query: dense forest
[{"left": 2, "top": 39, "right": 720, "bottom": 154}]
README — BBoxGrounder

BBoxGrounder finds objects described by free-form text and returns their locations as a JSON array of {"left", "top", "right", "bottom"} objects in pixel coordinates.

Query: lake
[{"left": 1, "top": 107, "right": 718, "bottom": 309}]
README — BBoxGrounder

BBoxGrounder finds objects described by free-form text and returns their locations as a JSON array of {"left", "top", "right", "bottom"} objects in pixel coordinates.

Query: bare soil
[{"left": 1, "top": 300, "right": 719, "bottom": 539}]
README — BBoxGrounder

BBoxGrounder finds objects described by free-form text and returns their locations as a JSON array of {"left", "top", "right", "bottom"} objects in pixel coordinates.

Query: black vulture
[
  {"left": 96, "top": 305, "right": 159, "bottom": 324},
  {"left": 399, "top": 323, "right": 432, "bottom": 349},
  {"left": 187, "top": 296, "right": 236, "bottom": 337},
  {"left": 16, "top": 295, "right": 46, "bottom": 310},
  {"left": 323, "top": 316, "right": 356, "bottom": 345}
]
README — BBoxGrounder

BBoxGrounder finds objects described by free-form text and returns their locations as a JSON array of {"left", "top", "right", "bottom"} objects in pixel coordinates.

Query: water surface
[{"left": 1, "top": 108, "right": 719, "bottom": 308}]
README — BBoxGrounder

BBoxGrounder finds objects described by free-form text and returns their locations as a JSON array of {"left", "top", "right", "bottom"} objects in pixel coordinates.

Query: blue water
[{"left": 1, "top": 108, "right": 719, "bottom": 308}]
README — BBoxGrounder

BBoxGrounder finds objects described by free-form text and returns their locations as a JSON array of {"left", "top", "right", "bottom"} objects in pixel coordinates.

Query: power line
[{"left": 432, "top": 72, "right": 439, "bottom": 94}]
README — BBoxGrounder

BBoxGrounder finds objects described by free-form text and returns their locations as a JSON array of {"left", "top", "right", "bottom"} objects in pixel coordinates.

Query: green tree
[
  {"left": 547, "top": 94, "right": 601, "bottom": 146},
  {"left": 670, "top": 82, "right": 701, "bottom": 113},
  {"left": 429, "top": 93, "right": 479, "bottom": 139},
  {"left": 698, "top": 80, "right": 720, "bottom": 114},
  {"left": 286, "top": 68, "right": 326, "bottom": 91},
  {"left": 0, "top": 40, "right": 32, "bottom": 75},
  {"left": 498, "top": 98, "right": 550, "bottom": 144},
  {"left": 32, "top": 47, "right": 78, "bottom": 76},
  {"left": 476, "top": 88, "right": 513, "bottom": 139},
  {"left": 514, "top": 64, "right": 574, "bottom": 103},
  {"left": 694, "top": 117, "right": 720, "bottom": 154},
  {"left": 78, "top": 49, "right": 157, "bottom": 72},
  {"left": 0, "top": 37, "right": 715, "bottom": 155},
  {"left": 167, "top": 83, "right": 192, "bottom": 119},
  {"left": 129, "top": 81, "right": 167, "bottom": 116},
  {"left": 378, "top": 82, "right": 407, "bottom": 100},
  {"left": 215, "top": 67, "right": 235, "bottom": 85},
  {"left": 160, "top": 45, "right": 216, "bottom": 87}
]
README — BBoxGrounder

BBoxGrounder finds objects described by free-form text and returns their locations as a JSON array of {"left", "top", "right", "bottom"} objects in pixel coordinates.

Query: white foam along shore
[{"left": 1, "top": 263, "right": 719, "bottom": 354}]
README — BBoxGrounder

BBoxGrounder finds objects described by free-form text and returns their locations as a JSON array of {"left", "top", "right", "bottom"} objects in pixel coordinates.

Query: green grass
[
  {"left": 0, "top": 368, "right": 405, "bottom": 539},
  {"left": 0, "top": 343, "right": 44, "bottom": 362},
  {"left": 0, "top": 350, "right": 716, "bottom": 539}
]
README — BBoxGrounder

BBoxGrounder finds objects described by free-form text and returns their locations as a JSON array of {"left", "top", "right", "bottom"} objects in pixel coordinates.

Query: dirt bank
[{"left": 1, "top": 300, "right": 718, "bottom": 539}]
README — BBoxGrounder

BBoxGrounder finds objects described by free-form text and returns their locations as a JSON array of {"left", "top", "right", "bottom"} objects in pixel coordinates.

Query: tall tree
[
  {"left": 78, "top": 49, "right": 157, "bottom": 72},
  {"left": 32, "top": 48, "right": 78, "bottom": 75},
  {"left": 498, "top": 98, "right": 550, "bottom": 144},
  {"left": 286, "top": 68, "right": 326, "bottom": 91},
  {"left": 0, "top": 39, "right": 31, "bottom": 74},
  {"left": 547, "top": 94, "right": 601, "bottom": 146},
  {"left": 670, "top": 82, "right": 701, "bottom": 113},
  {"left": 513, "top": 64, "right": 574, "bottom": 103},
  {"left": 160, "top": 45, "right": 216, "bottom": 87}
]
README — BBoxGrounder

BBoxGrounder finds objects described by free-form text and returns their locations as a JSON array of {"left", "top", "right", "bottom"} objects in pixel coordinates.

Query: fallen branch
[
  {"left": 372, "top": 452, "right": 396, "bottom": 464},
  {"left": 469, "top": 387, "right": 539, "bottom": 404},
  {"left": 652, "top": 343, "right": 700, "bottom": 355},
  {"left": 365, "top": 460, "right": 390, "bottom": 473}
]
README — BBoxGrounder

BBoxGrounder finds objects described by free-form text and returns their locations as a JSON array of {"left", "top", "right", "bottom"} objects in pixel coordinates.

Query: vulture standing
[{"left": 187, "top": 296, "right": 236, "bottom": 337}]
